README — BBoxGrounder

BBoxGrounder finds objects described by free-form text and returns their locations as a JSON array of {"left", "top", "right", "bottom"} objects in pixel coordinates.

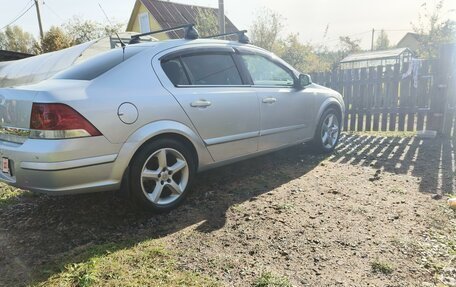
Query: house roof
[
  {"left": 396, "top": 32, "right": 424, "bottom": 50},
  {"left": 340, "top": 48, "right": 413, "bottom": 63},
  {"left": 129, "top": 0, "right": 238, "bottom": 39},
  {"left": 399, "top": 32, "right": 422, "bottom": 42}
]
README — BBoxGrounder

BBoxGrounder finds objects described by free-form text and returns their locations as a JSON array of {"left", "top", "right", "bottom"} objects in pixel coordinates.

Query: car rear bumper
[{"left": 0, "top": 137, "right": 123, "bottom": 195}]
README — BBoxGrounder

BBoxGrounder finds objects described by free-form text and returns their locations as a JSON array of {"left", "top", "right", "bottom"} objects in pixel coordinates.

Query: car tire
[
  {"left": 129, "top": 138, "right": 195, "bottom": 212},
  {"left": 311, "top": 108, "right": 342, "bottom": 153}
]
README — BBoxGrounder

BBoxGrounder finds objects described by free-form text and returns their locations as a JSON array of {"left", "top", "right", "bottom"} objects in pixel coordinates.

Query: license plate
[{"left": 2, "top": 157, "right": 10, "bottom": 174}]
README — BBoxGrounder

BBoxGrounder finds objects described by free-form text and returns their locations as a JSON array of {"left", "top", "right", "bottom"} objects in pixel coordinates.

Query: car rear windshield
[{"left": 53, "top": 47, "right": 145, "bottom": 81}]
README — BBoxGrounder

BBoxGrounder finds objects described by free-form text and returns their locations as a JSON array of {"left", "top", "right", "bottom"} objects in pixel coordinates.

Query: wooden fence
[{"left": 311, "top": 44, "right": 456, "bottom": 137}]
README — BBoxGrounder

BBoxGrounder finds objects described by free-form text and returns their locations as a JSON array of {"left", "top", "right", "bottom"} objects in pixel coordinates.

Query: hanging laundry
[{"left": 401, "top": 58, "right": 422, "bottom": 88}]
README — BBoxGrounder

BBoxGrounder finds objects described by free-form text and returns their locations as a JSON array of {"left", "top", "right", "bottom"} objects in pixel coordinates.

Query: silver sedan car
[{"left": 0, "top": 37, "right": 344, "bottom": 211}]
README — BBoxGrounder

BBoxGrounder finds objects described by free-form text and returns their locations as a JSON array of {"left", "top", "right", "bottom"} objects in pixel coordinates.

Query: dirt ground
[{"left": 0, "top": 133, "right": 455, "bottom": 287}]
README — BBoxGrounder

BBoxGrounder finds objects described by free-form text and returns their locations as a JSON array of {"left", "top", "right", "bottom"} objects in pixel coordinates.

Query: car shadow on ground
[
  {"left": 1, "top": 133, "right": 454, "bottom": 286},
  {"left": 330, "top": 133, "right": 455, "bottom": 195},
  {"left": 0, "top": 143, "right": 326, "bottom": 286}
]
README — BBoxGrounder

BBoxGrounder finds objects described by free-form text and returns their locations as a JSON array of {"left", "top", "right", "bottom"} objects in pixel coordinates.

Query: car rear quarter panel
[{"left": 34, "top": 47, "right": 213, "bottom": 170}]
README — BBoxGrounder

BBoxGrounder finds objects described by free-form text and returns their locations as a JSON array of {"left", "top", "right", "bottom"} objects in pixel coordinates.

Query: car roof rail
[
  {"left": 203, "top": 30, "right": 250, "bottom": 44},
  {"left": 129, "top": 24, "right": 199, "bottom": 44}
]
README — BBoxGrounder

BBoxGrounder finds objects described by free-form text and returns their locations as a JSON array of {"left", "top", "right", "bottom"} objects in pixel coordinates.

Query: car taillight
[{"left": 29, "top": 103, "right": 102, "bottom": 139}]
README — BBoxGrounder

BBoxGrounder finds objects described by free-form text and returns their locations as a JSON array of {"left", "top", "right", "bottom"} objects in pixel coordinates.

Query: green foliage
[
  {"left": 35, "top": 241, "right": 218, "bottom": 287},
  {"left": 375, "top": 30, "right": 390, "bottom": 50},
  {"left": 195, "top": 8, "right": 219, "bottom": 37},
  {"left": 339, "top": 36, "right": 362, "bottom": 55},
  {"left": 36, "top": 17, "right": 124, "bottom": 53},
  {"left": 253, "top": 272, "right": 292, "bottom": 287},
  {"left": 276, "top": 34, "right": 330, "bottom": 73},
  {"left": 0, "top": 184, "right": 23, "bottom": 207},
  {"left": 412, "top": 0, "right": 456, "bottom": 58},
  {"left": 250, "top": 8, "right": 284, "bottom": 51},
  {"left": 371, "top": 260, "right": 395, "bottom": 275},
  {"left": 250, "top": 10, "right": 333, "bottom": 73},
  {"left": 40, "top": 26, "right": 72, "bottom": 53},
  {"left": 0, "top": 17, "right": 124, "bottom": 54},
  {"left": 0, "top": 25, "right": 38, "bottom": 54},
  {"left": 63, "top": 16, "right": 124, "bottom": 45}
]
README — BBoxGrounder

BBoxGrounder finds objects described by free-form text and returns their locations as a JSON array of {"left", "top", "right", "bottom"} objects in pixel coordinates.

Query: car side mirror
[{"left": 297, "top": 74, "right": 312, "bottom": 89}]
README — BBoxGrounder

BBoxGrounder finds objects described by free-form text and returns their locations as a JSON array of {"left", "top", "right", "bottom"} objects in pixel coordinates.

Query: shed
[{"left": 340, "top": 48, "right": 414, "bottom": 70}]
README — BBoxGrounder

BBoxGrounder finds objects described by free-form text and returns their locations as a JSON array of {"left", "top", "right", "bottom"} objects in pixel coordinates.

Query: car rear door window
[
  {"left": 180, "top": 53, "right": 242, "bottom": 86},
  {"left": 161, "top": 59, "right": 190, "bottom": 86},
  {"left": 241, "top": 54, "right": 295, "bottom": 87}
]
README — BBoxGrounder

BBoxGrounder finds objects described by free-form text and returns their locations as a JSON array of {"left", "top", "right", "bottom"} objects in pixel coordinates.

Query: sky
[{"left": 0, "top": 0, "right": 455, "bottom": 50}]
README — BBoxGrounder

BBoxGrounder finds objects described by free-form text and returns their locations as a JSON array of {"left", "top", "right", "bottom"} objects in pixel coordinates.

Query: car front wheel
[
  {"left": 311, "top": 108, "right": 341, "bottom": 153},
  {"left": 130, "top": 138, "right": 195, "bottom": 212}
]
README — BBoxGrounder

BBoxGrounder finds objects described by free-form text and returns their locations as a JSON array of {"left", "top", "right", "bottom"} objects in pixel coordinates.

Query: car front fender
[{"left": 316, "top": 96, "right": 346, "bottom": 129}]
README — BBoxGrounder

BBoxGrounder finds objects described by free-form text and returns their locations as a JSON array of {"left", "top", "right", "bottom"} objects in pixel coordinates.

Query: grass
[
  {"left": 231, "top": 203, "right": 246, "bottom": 214},
  {"left": 273, "top": 203, "right": 295, "bottom": 212},
  {"left": 371, "top": 260, "right": 395, "bottom": 275},
  {"left": 388, "top": 187, "right": 406, "bottom": 195},
  {"left": 350, "top": 206, "right": 368, "bottom": 214},
  {"left": 0, "top": 184, "right": 25, "bottom": 207},
  {"left": 33, "top": 240, "right": 219, "bottom": 287},
  {"left": 253, "top": 272, "right": 292, "bottom": 287}
]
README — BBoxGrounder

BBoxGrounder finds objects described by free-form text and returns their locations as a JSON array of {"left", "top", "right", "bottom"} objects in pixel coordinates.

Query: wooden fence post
[
  {"left": 416, "top": 61, "right": 430, "bottom": 132},
  {"left": 343, "top": 69, "right": 352, "bottom": 131},
  {"left": 350, "top": 69, "right": 360, "bottom": 131},
  {"left": 441, "top": 44, "right": 456, "bottom": 136},
  {"left": 372, "top": 66, "right": 383, "bottom": 131},
  {"left": 398, "top": 62, "right": 411, "bottom": 131},
  {"left": 365, "top": 67, "right": 375, "bottom": 131},
  {"left": 382, "top": 65, "right": 393, "bottom": 131},
  {"left": 428, "top": 44, "right": 453, "bottom": 134},
  {"left": 358, "top": 68, "right": 368, "bottom": 131},
  {"left": 389, "top": 63, "right": 401, "bottom": 131}
]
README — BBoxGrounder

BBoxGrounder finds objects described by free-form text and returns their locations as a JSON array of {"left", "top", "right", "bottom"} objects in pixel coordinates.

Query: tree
[
  {"left": 194, "top": 8, "right": 218, "bottom": 37},
  {"left": 63, "top": 16, "right": 124, "bottom": 45},
  {"left": 412, "top": 0, "right": 456, "bottom": 58},
  {"left": 375, "top": 30, "right": 390, "bottom": 50},
  {"left": 275, "top": 34, "right": 330, "bottom": 73},
  {"left": 40, "top": 26, "right": 72, "bottom": 53},
  {"left": 0, "top": 33, "right": 7, "bottom": 50},
  {"left": 0, "top": 26, "right": 37, "bottom": 54},
  {"left": 250, "top": 9, "right": 284, "bottom": 51},
  {"left": 339, "top": 36, "right": 362, "bottom": 55}
]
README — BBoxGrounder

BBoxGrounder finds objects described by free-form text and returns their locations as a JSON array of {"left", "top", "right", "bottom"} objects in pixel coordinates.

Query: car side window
[
  {"left": 180, "top": 53, "right": 243, "bottom": 86},
  {"left": 241, "top": 54, "right": 295, "bottom": 87},
  {"left": 161, "top": 58, "right": 190, "bottom": 86}
]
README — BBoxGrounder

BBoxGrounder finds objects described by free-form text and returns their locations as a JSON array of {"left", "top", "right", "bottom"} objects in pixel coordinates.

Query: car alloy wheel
[
  {"left": 140, "top": 147, "right": 189, "bottom": 206},
  {"left": 320, "top": 113, "right": 340, "bottom": 150}
]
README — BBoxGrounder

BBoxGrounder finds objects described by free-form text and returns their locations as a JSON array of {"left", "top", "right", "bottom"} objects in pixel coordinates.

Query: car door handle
[
  {"left": 190, "top": 100, "right": 212, "bottom": 108},
  {"left": 262, "top": 97, "right": 277, "bottom": 104}
]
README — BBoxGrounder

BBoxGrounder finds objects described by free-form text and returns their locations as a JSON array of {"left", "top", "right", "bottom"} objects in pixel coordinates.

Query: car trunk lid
[{"left": 0, "top": 88, "right": 38, "bottom": 144}]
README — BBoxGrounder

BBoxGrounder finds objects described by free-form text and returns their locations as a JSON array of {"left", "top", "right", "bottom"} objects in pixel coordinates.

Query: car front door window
[{"left": 241, "top": 54, "right": 294, "bottom": 87}]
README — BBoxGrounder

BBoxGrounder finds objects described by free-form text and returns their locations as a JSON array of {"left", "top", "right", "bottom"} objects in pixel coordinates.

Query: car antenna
[{"left": 98, "top": 3, "right": 126, "bottom": 58}]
